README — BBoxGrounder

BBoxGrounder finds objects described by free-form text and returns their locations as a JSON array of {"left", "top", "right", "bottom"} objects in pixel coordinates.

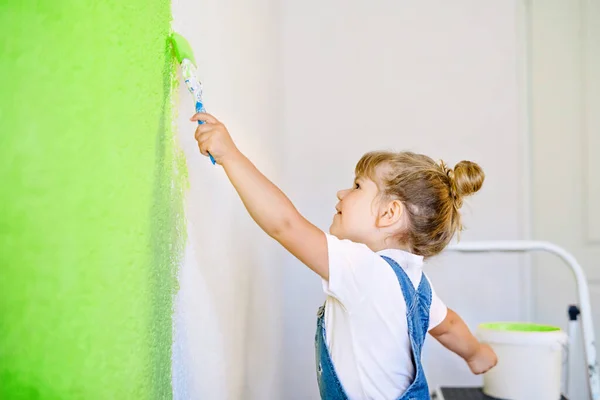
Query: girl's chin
[
  {"left": 328, "top": 226, "right": 343, "bottom": 239},
  {"left": 328, "top": 225, "right": 337, "bottom": 236}
]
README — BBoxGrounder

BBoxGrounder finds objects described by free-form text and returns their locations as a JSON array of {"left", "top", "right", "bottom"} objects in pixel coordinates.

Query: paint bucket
[{"left": 477, "top": 322, "right": 567, "bottom": 400}]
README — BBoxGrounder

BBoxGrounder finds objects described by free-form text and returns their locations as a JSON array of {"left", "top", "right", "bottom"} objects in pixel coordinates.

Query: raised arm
[{"left": 191, "top": 112, "right": 329, "bottom": 279}]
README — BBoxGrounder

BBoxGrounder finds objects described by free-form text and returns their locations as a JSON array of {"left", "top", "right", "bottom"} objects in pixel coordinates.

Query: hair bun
[{"left": 453, "top": 161, "right": 485, "bottom": 198}]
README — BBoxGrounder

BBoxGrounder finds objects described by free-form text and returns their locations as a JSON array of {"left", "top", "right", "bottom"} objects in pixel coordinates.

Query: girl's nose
[{"left": 337, "top": 189, "right": 349, "bottom": 200}]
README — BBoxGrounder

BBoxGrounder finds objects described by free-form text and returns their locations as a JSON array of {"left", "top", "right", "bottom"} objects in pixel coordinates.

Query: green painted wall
[{"left": 0, "top": 1, "right": 185, "bottom": 398}]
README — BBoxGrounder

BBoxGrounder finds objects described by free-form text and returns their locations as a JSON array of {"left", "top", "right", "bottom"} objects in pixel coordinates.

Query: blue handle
[{"left": 196, "top": 101, "right": 216, "bottom": 165}]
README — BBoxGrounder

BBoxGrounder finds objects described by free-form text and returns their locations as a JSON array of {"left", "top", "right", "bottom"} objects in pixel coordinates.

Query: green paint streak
[
  {"left": 480, "top": 322, "right": 562, "bottom": 332},
  {"left": 0, "top": 1, "right": 185, "bottom": 398}
]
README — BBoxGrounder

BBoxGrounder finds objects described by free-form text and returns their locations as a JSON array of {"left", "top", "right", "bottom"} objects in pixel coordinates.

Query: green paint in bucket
[{"left": 479, "top": 322, "right": 561, "bottom": 332}]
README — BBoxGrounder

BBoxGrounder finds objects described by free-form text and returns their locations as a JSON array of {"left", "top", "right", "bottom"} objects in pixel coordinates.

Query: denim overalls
[{"left": 315, "top": 255, "right": 432, "bottom": 400}]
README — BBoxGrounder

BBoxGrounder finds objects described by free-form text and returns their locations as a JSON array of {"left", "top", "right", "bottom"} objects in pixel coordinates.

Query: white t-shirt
[{"left": 321, "top": 234, "right": 447, "bottom": 400}]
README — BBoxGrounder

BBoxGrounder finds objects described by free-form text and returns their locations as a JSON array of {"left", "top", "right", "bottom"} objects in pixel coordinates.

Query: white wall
[
  {"left": 528, "top": 1, "right": 600, "bottom": 399},
  {"left": 280, "top": 0, "right": 526, "bottom": 397},
  {"left": 172, "top": 0, "right": 527, "bottom": 399},
  {"left": 171, "top": 0, "right": 284, "bottom": 398}
]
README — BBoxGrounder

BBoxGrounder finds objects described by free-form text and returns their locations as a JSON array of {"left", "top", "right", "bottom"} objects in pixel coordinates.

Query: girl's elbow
[{"left": 268, "top": 216, "right": 295, "bottom": 240}]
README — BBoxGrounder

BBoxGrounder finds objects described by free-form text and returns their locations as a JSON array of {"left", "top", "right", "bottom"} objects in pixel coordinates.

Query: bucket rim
[
  {"left": 477, "top": 322, "right": 567, "bottom": 347},
  {"left": 478, "top": 321, "right": 562, "bottom": 333}
]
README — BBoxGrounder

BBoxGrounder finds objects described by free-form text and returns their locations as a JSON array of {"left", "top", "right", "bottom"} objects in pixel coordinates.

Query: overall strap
[{"left": 380, "top": 255, "right": 420, "bottom": 312}]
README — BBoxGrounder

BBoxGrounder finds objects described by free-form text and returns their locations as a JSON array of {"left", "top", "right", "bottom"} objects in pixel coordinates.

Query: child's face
[{"left": 330, "top": 175, "right": 381, "bottom": 243}]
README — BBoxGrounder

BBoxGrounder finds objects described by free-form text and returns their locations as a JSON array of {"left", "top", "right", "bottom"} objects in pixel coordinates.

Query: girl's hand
[
  {"left": 190, "top": 112, "right": 240, "bottom": 164},
  {"left": 466, "top": 343, "right": 498, "bottom": 374}
]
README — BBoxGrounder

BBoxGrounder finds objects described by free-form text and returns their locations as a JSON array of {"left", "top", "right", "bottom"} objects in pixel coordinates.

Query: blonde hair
[{"left": 356, "top": 151, "right": 484, "bottom": 257}]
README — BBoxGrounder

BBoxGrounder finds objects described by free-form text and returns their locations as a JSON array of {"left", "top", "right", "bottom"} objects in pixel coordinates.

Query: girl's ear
[{"left": 377, "top": 199, "right": 404, "bottom": 228}]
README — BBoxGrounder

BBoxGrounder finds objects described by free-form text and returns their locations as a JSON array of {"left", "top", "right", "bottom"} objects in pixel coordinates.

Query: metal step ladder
[{"left": 431, "top": 241, "right": 599, "bottom": 400}]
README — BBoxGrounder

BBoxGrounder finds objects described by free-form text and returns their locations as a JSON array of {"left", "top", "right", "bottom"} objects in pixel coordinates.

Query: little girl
[{"left": 191, "top": 112, "right": 498, "bottom": 400}]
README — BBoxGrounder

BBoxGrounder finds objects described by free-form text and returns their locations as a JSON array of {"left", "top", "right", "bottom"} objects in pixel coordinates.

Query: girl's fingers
[
  {"left": 190, "top": 112, "right": 219, "bottom": 124},
  {"left": 194, "top": 124, "right": 213, "bottom": 140},
  {"left": 198, "top": 143, "right": 208, "bottom": 157},
  {"left": 197, "top": 140, "right": 210, "bottom": 157},
  {"left": 197, "top": 144, "right": 207, "bottom": 157},
  {"left": 196, "top": 131, "right": 214, "bottom": 157}
]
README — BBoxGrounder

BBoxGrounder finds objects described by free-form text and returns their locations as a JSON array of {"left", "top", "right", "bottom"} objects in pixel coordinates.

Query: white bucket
[{"left": 477, "top": 322, "right": 568, "bottom": 400}]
